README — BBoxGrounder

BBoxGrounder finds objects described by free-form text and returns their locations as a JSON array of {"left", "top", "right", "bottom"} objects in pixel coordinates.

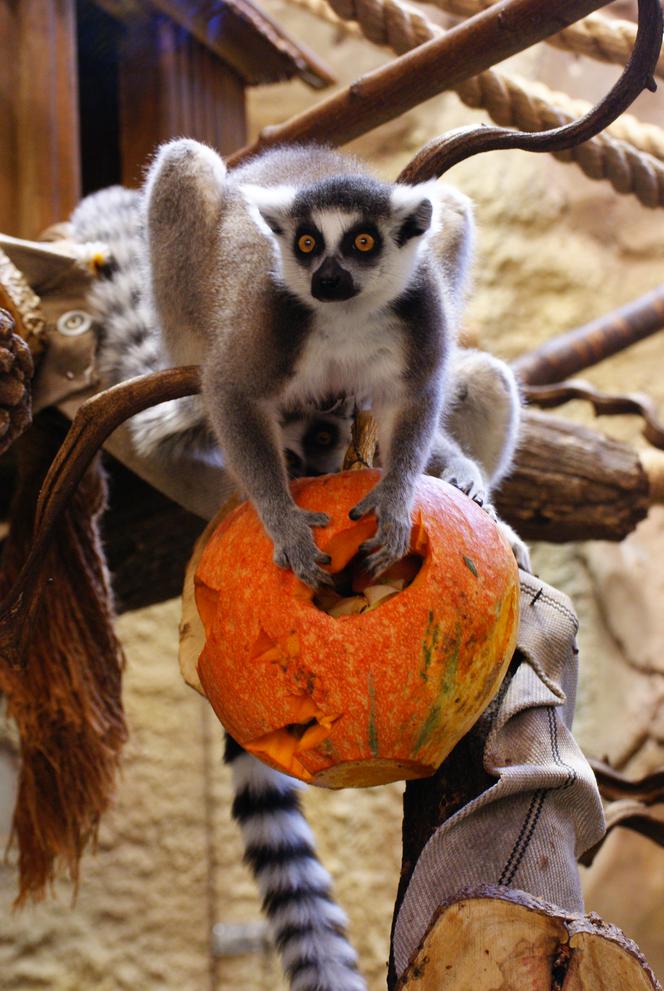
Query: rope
[
  {"left": 428, "top": 0, "right": 664, "bottom": 82},
  {"left": 285, "top": 0, "right": 664, "bottom": 207}
]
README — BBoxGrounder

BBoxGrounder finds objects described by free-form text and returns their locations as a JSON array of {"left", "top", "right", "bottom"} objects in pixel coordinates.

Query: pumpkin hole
[
  {"left": 195, "top": 581, "right": 219, "bottom": 638},
  {"left": 245, "top": 703, "right": 341, "bottom": 779},
  {"left": 313, "top": 550, "right": 424, "bottom": 617}
]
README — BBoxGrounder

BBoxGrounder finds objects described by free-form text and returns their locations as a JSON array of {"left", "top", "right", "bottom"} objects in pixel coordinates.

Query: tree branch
[
  {"left": 227, "top": 0, "right": 618, "bottom": 166},
  {"left": 512, "top": 284, "right": 664, "bottom": 386}
]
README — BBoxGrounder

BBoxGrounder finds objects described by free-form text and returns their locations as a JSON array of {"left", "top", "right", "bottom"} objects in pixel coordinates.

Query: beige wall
[{"left": 2, "top": 4, "right": 664, "bottom": 987}]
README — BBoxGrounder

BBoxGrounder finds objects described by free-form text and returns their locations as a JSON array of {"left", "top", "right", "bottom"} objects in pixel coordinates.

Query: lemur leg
[
  {"left": 144, "top": 138, "right": 229, "bottom": 368},
  {"left": 351, "top": 390, "right": 442, "bottom": 576},
  {"left": 428, "top": 349, "right": 532, "bottom": 572}
]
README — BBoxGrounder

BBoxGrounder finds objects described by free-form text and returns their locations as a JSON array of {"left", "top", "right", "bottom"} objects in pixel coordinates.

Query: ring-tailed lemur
[
  {"left": 69, "top": 158, "right": 528, "bottom": 991},
  {"left": 142, "top": 139, "right": 501, "bottom": 588}
]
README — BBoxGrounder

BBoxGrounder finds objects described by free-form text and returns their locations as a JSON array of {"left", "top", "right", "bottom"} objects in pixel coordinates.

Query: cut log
[
  {"left": 494, "top": 410, "right": 650, "bottom": 543},
  {"left": 396, "top": 885, "right": 662, "bottom": 990}
]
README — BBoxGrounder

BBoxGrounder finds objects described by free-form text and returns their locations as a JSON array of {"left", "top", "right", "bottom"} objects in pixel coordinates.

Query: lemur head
[
  {"left": 242, "top": 175, "right": 438, "bottom": 308},
  {"left": 280, "top": 397, "right": 354, "bottom": 478}
]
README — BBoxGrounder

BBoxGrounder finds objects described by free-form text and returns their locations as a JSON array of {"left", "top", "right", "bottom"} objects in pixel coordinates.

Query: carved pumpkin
[{"left": 195, "top": 469, "right": 519, "bottom": 788}]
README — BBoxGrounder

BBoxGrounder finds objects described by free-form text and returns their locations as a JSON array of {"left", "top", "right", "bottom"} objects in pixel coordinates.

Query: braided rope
[
  {"left": 429, "top": 0, "right": 664, "bottom": 82},
  {"left": 286, "top": 0, "right": 664, "bottom": 206}
]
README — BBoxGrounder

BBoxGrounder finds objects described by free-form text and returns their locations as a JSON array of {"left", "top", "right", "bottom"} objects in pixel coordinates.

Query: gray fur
[{"left": 145, "top": 139, "right": 464, "bottom": 586}]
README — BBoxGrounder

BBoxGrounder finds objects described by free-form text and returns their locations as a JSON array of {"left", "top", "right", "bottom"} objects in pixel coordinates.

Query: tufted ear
[
  {"left": 241, "top": 184, "right": 297, "bottom": 238},
  {"left": 390, "top": 180, "right": 438, "bottom": 246}
]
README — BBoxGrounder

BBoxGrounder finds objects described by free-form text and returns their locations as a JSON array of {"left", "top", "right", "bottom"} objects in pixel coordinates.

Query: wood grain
[{"left": 395, "top": 886, "right": 661, "bottom": 990}]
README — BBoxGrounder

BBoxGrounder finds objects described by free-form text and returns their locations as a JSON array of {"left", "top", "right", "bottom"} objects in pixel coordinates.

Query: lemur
[
  {"left": 70, "top": 148, "right": 528, "bottom": 991},
  {"left": 141, "top": 139, "right": 515, "bottom": 588}
]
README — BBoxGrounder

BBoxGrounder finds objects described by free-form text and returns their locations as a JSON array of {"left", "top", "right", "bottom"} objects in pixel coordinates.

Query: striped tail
[{"left": 225, "top": 734, "right": 367, "bottom": 991}]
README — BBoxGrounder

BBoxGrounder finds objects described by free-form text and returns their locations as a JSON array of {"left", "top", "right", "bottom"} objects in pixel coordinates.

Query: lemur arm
[
  {"left": 350, "top": 387, "right": 443, "bottom": 575},
  {"left": 201, "top": 371, "right": 334, "bottom": 588}
]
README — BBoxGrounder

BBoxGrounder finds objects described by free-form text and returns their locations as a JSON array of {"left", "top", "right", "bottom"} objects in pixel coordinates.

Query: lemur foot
[
  {"left": 272, "top": 508, "right": 333, "bottom": 588},
  {"left": 428, "top": 448, "right": 488, "bottom": 507},
  {"left": 349, "top": 486, "right": 412, "bottom": 577},
  {"left": 440, "top": 467, "right": 487, "bottom": 508},
  {"left": 496, "top": 520, "right": 532, "bottom": 573}
]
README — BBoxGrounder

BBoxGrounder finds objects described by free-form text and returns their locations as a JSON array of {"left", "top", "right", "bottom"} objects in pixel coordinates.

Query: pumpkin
[{"left": 195, "top": 469, "right": 519, "bottom": 788}]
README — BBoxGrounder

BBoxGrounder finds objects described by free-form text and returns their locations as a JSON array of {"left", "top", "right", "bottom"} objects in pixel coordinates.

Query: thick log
[
  {"left": 394, "top": 885, "right": 662, "bottom": 990},
  {"left": 494, "top": 409, "right": 650, "bottom": 543},
  {"left": 227, "top": 0, "right": 614, "bottom": 165}
]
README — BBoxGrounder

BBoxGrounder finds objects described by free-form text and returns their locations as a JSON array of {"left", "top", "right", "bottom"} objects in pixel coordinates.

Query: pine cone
[{"left": 0, "top": 307, "right": 34, "bottom": 455}]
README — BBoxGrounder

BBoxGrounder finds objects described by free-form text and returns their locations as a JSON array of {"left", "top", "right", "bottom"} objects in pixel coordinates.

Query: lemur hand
[
  {"left": 349, "top": 484, "right": 412, "bottom": 578},
  {"left": 271, "top": 507, "right": 334, "bottom": 588}
]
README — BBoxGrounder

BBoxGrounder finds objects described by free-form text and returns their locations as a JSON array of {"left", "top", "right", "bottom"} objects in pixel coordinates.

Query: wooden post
[
  {"left": 0, "top": 0, "right": 81, "bottom": 237},
  {"left": 118, "top": 13, "right": 247, "bottom": 187}
]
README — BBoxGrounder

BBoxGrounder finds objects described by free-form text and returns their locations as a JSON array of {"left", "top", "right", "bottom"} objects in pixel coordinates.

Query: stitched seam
[{"left": 499, "top": 789, "right": 547, "bottom": 885}]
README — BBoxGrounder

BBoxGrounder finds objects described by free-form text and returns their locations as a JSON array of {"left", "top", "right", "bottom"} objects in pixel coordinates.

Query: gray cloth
[{"left": 393, "top": 574, "right": 606, "bottom": 979}]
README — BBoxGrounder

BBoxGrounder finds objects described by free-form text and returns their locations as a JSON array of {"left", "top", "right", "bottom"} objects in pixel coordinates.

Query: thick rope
[
  {"left": 429, "top": 0, "right": 664, "bottom": 82},
  {"left": 286, "top": 0, "right": 664, "bottom": 207}
]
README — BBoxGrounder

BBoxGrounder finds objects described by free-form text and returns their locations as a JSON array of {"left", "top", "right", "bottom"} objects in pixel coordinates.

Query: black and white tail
[
  {"left": 70, "top": 185, "right": 213, "bottom": 461},
  {"left": 225, "top": 735, "right": 367, "bottom": 991}
]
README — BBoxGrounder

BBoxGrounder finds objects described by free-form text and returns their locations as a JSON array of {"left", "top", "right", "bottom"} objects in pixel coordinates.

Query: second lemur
[{"left": 144, "top": 139, "right": 487, "bottom": 587}]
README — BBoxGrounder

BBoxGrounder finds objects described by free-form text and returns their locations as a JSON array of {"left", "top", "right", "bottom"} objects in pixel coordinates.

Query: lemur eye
[
  {"left": 298, "top": 234, "right": 317, "bottom": 254},
  {"left": 314, "top": 429, "right": 333, "bottom": 447},
  {"left": 354, "top": 233, "right": 375, "bottom": 252}
]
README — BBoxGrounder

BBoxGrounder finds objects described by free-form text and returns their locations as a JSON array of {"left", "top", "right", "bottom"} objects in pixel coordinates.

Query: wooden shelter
[{"left": 0, "top": 0, "right": 334, "bottom": 239}]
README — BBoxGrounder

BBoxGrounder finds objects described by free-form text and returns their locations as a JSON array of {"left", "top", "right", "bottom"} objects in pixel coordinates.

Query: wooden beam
[
  {"left": 227, "top": 0, "right": 614, "bottom": 165},
  {"left": 148, "top": 0, "right": 335, "bottom": 88},
  {"left": 0, "top": 0, "right": 81, "bottom": 237}
]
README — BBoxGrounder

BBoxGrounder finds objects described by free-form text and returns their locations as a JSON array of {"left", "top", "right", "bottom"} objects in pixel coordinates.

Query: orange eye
[
  {"left": 298, "top": 234, "right": 317, "bottom": 254},
  {"left": 354, "top": 233, "right": 375, "bottom": 252}
]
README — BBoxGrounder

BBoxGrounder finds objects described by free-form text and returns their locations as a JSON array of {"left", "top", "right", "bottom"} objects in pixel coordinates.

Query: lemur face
[
  {"left": 242, "top": 175, "right": 437, "bottom": 309},
  {"left": 280, "top": 399, "right": 354, "bottom": 478}
]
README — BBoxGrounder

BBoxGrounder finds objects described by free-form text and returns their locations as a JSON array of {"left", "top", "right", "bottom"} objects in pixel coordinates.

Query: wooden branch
[
  {"left": 494, "top": 410, "right": 650, "bottom": 542},
  {"left": 0, "top": 367, "right": 199, "bottom": 665},
  {"left": 590, "top": 758, "right": 664, "bottom": 804},
  {"left": 512, "top": 284, "right": 664, "bottom": 386},
  {"left": 397, "top": 0, "right": 662, "bottom": 182},
  {"left": 387, "top": 715, "right": 496, "bottom": 988},
  {"left": 523, "top": 379, "right": 664, "bottom": 450},
  {"left": 342, "top": 411, "right": 378, "bottom": 470},
  {"left": 226, "top": 0, "right": 615, "bottom": 167}
]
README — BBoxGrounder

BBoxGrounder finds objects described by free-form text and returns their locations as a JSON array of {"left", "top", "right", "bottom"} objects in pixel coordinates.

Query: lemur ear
[
  {"left": 241, "top": 184, "right": 296, "bottom": 237},
  {"left": 390, "top": 181, "right": 438, "bottom": 247}
]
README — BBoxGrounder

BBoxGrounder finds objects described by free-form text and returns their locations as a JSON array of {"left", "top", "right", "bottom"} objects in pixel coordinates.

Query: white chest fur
[{"left": 283, "top": 304, "right": 406, "bottom": 407}]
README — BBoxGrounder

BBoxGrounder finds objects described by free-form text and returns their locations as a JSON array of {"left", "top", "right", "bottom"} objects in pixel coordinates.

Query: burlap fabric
[{"left": 393, "top": 573, "right": 606, "bottom": 979}]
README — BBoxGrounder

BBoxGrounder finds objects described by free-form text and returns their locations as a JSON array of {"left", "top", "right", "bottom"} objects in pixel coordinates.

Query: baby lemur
[{"left": 144, "top": 139, "right": 509, "bottom": 586}]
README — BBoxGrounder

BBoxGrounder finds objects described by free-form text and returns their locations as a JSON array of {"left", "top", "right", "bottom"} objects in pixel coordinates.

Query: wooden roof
[{"left": 94, "top": 0, "right": 336, "bottom": 88}]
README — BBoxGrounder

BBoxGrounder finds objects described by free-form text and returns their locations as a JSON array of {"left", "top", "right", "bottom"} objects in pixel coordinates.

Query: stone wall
[{"left": 1, "top": 4, "right": 663, "bottom": 988}]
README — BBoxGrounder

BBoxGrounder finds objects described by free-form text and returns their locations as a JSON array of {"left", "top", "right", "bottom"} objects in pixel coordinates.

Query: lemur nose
[{"left": 312, "top": 257, "right": 357, "bottom": 302}]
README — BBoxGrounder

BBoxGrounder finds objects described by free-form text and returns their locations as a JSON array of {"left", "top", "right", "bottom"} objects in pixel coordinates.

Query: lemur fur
[{"left": 143, "top": 139, "right": 494, "bottom": 587}]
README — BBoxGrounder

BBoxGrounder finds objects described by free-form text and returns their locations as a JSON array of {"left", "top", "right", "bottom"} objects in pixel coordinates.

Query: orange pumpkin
[{"left": 195, "top": 469, "right": 519, "bottom": 788}]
